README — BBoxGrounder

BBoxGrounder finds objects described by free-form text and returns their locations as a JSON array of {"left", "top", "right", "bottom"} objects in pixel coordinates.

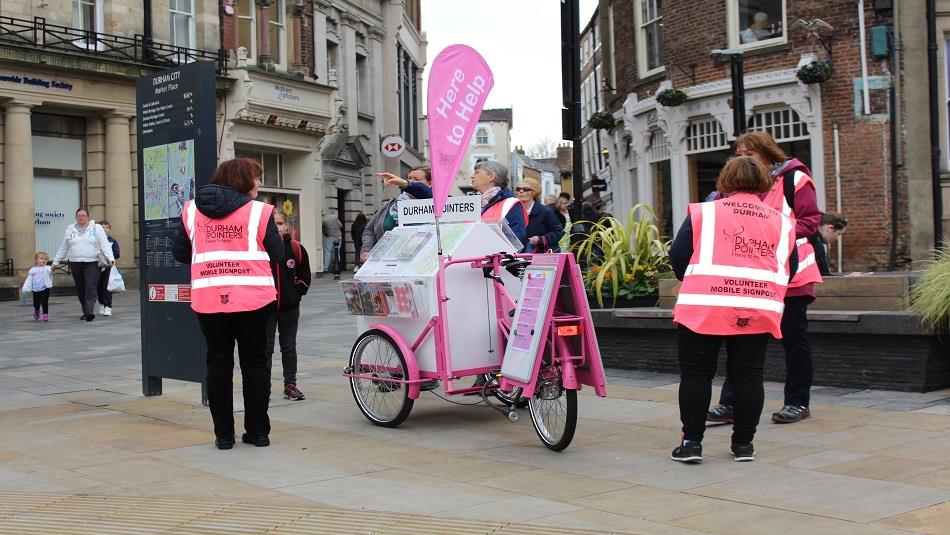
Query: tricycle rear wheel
[{"left": 349, "top": 330, "right": 414, "bottom": 427}]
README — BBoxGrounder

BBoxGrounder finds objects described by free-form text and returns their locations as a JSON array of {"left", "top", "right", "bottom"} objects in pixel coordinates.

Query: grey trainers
[
  {"left": 772, "top": 405, "right": 810, "bottom": 423},
  {"left": 706, "top": 403, "right": 734, "bottom": 425}
]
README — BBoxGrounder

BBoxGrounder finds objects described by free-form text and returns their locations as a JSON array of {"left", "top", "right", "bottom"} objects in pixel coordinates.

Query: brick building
[{"left": 596, "top": 0, "right": 934, "bottom": 271}]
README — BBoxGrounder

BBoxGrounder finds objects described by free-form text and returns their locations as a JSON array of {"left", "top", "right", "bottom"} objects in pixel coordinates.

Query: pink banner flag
[{"left": 427, "top": 45, "right": 494, "bottom": 217}]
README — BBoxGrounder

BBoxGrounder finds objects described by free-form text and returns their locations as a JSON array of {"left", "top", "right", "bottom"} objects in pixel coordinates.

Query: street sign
[
  {"left": 381, "top": 135, "right": 407, "bottom": 158},
  {"left": 590, "top": 178, "right": 608, "bottom": 192},
  {"left": 136, "top": 61, "right": 217, "bottom": 396}
]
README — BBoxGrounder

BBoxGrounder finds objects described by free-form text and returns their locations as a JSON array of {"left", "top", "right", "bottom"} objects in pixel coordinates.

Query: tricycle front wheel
[
  {"left": 528, "top": 369, "right": 577, "bottom": 451},
  {"left": 349, "top": 330, "right": 414, "bottom": 427}
]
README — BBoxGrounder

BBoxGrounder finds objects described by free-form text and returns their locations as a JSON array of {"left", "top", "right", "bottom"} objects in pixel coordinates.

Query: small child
[{"left": 22, "top": 252, "right": 54, "bottom": 321}]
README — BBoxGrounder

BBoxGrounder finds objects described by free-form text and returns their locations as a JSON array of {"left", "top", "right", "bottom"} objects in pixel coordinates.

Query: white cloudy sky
[{"left": 421, "top": 0, "right": 598, "bottom": 153}]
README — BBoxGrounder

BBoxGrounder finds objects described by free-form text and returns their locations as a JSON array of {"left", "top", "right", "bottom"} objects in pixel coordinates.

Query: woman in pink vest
[
  {"left": 471, "top": 160, "right": 526, "bottom": 249},
  {"left": 708, "top": 132, "right": 822, "bottom": 427},
  {"left": 669, "top": 156, "right": 798, "bottom": 463},
  {"left": 172, "top": 158, "right": 284, "bottom": 450}
]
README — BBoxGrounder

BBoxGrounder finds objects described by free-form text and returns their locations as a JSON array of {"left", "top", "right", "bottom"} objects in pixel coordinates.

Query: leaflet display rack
[{"left": 344, "top": 221, "right": 522, "bottom": 373}]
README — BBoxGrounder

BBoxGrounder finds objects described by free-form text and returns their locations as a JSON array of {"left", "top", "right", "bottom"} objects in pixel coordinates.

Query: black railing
[{"left": 0, "top": 16, "right": 228, "bottom": 75}]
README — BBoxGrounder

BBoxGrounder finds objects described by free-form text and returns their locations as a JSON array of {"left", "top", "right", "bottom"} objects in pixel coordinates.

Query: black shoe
[
  {"left": 772, "top": 405, "right": 810, "bottom": 424},
  {"left": 215, "top": 435, "right": 235, "bottom": 450},
  {"left": 85, "top": 314, "right": 95, "bottom": 322},
  {"left": 419, "top": 380, "right": 439, "bottom": 391},
  {"left": 706, "top": 403, "right": 734, "bottom": 425},
  {"left": 671, "top": 441, "right": 703, "bottom": 463},
  {"left": 241, "top": 433, "right": 270, "bottom": 447},
  {"left": 731, "top": 442, "right": 755, "bottom": 462},
  {"left": 80, "top": 315, "right": 89, "bottom": 320}
]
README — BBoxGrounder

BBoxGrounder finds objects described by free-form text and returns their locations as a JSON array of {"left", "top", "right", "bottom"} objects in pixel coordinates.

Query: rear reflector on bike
[{"left": 556, "top": 325, "right": 581, "bottom": 337}]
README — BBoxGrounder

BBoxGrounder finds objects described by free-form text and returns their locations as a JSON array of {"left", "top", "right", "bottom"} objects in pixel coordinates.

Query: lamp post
[
  {"left": 711, "top": 48, "right": 746, "bottom": 138},
  {"left": 560, "top": 0, "right": 583, "bottom": 221}
]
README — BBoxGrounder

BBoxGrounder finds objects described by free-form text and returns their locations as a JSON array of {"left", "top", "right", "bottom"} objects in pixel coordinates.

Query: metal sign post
[{"left": 136, "top": 61, "right": 217, "bottom": 396}]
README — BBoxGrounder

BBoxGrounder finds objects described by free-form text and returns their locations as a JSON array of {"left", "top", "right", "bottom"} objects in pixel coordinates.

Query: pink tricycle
[{"left": 342, "top": 224, "right": 607, "bottom": 451}]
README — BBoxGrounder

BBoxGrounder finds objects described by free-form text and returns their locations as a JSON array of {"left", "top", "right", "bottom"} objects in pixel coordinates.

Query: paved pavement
[{"left": 1, "top": 276, "right": 949, "bottom": 534}]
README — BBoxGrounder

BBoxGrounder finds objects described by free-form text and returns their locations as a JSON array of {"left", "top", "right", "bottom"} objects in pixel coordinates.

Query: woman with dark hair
[
  {"left": 669, "top": 156, "right": 798, "bottom": 463},
  {"left": 470, "top": 160, "right": 526, "bottom": 249},
  {"left": 360, "top": 166, "right": 432, "bottom": 263},
  {"left": 514, "top": 177, "right": 563, "bottom": 252},
  {"left": 52, "top": 208, "right": 115, "bottom": 321},
  {"left": 351, "top": 212, "right": 368, "bottom": 269},
  {"left": 172, "top": 157, "right": 284, "bottom": 450}
]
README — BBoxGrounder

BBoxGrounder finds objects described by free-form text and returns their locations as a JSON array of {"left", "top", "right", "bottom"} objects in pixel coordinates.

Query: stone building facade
[
  {"left": 217, "top": 0, "right": 426, "bottom": 270},
  {"left": 0, "top": 0, "right": 222, "bottom": 274},
  {"left": 598, "top": 0, "right": 928, "bottom": 270}
]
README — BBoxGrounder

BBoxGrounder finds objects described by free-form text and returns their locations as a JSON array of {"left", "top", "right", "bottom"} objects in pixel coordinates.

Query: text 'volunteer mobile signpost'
[{"left": 136, "top": 61, "right": 217, "bottom": 396}]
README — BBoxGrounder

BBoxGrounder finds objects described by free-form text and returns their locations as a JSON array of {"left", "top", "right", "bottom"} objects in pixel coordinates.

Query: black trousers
[
  {"left": 32, "top": 289, "right": 50, "bottom": 314},
  {"left": 678, "top": 326, "right": 768, "bottom": 445},
  {"left": 265, "top": 306, "right": 300, "bottom": 384},
  {"left": 70, "top": 261, "right": 101, "bottom": 317},
  {"left": 197, "top": 303, "right": 274, "bottom": 439},
  {"left": 719, "top": 295, "right": 814, "bottom": 407},
  {"left": 97, "top": 267, "right": 113, "bottom": 308}
]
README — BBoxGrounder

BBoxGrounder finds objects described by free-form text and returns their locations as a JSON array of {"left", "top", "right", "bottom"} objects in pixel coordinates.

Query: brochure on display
[{"left": 340, "top": 280, "right": 427, "bottom": 318}]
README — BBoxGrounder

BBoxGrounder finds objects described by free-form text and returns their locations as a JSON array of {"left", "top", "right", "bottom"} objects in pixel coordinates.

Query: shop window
[
  {"left": 236, "top": 149, "right": 283, "bottom": 188},
  {"left": 635, "top": 0, "right": 663, "bottom": 78},
  {"left": 729, "top": 0, "right": 786, "bottom": 49},
  {"left": 170, "top": 0, "right": 195, "bottom": 51}
]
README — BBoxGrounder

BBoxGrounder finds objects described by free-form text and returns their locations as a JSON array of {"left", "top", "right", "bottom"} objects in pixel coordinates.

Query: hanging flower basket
[
  {"left": 796, "top": 60, "right": 833, "bottom": 84},
  {"left": 587, "top": 111, "right": 618, "bottom": 130},
  {"left": 655, "top": 88, "right": 689, "bottom": 107}
]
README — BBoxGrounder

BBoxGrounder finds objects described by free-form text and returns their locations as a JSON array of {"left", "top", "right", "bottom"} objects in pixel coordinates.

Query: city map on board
[{"left": 144, "top": 139, "right": 195, "bottom": 221}]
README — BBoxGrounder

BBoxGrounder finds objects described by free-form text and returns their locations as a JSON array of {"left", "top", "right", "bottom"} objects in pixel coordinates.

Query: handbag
[{"left": 107, "top": 266, "right": 126, "bottom": 292}]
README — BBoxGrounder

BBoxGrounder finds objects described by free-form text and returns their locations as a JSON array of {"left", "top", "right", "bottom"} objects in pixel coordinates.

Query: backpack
[{"left": 289, "top": 239, "right": 302, "bottom": 267}]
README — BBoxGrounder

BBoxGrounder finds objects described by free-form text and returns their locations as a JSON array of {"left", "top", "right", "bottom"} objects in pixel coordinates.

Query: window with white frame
[
  {"left": 475, "top": 126, "right": 490, "bottom": 145},
  {"left": 635, "top": 0, "right": 663, "bottom": 77},
  {"left": 170, "top": 0, "right": 195, "bottom": 50},
  {"left": 357, "top": 53, "right": 370, "bottom": 113},
  {"left": 236, "top": 149, "right": 283, "bottom": 187},
  {"left": 748, "top": 107, "right": 808, "bottom": 142},
  {"left": 686, "top": 117, "right": 728, "bottom": 154},
  {"left": 72, "top": 0, "right": 100, "bottom": 33},
  {"left": 236, "top": 0, "right": 287, "bottom": 67},
  {"left": 729, "top": 0, "right": 786, "bottom": 49}
]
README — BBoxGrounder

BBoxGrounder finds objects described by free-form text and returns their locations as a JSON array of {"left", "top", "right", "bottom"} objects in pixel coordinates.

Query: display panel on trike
[{"left": 341, "top": 220, "right": 607, "bottom": 451}]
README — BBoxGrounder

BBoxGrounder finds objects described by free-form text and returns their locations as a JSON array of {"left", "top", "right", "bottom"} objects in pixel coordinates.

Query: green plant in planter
[
  {"left": 570, "top": 204, "right": 672, "bottom": 308},
  {"left": 587, "top": 111, "right": 617, "bottom": 130},
  {"left": 910, "top": 246, "right": 950, "bottom": 330},
  {"left": 655, "top": 88, "right": 689, "bottom": 107},
  {"left": 796, "top": 60, "right": 833, "bottom": 84}
]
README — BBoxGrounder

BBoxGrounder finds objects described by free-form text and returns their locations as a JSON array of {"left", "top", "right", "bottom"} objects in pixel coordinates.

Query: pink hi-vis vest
[
  {"left": 182, "top": 199, "right": 277, "bottom": 314},
  {"left": 763, "top": 169, "right": 823, "bottom": 288},
  {"left": 673, "top": 193, "right": 795, "bottom": 339},
  {"left": 482, "top": 197, "right": 521, "bottom": 222}
]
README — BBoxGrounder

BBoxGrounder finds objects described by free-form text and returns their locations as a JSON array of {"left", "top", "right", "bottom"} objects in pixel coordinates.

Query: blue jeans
[{"left": 323, "top": 235, "right": 341, "bottom": 271}]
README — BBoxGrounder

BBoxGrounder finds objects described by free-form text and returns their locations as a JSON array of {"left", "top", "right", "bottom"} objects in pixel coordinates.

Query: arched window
[
  {"left": 748, "top": 106, "right": 809, "bottom": 143},
  {"left": 686, "top": 117, "right": 728, "bottom": 154},
  {"left": 475, "top": 127, "right": 490, "bottom": 145}
]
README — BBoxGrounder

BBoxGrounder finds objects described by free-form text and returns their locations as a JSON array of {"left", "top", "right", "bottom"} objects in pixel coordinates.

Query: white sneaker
[
  {"left": 103, "top": 306, "right": 112, "bottom": 316},
  {"left": 97, "top": 304, "right": 104, "bottom": 315}
]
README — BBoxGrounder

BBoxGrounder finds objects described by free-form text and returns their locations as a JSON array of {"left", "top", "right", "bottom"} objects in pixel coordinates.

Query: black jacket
[
  {"left": 670, "top": 212, "right": 798, "bottom": 282},
  {"left": 172, "top": 184, "right": 284, "bottom": 267},
  {"left": 524, "top": 202, "right": 564, "bottom": 252},
  {"left": 273, "top": 235, "right": 311, "bottom": 311},
  {"left": 809, "top": 232, "right": 832, "bottom": 276}
]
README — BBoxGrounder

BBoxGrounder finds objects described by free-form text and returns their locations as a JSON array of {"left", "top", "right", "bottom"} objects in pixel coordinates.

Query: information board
[
  {"left": 136, "top": 61, "right": 218, "bottom": 395},
  {"left": 500, "top": 262, "right": 559, "bottom": 383}
]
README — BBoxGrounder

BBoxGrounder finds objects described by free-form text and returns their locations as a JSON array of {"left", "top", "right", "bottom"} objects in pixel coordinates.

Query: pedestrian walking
[
  {"left": 52, "top": 209, "right": 115, "bottom": 322},
  {"left": 21, "top": 252, "right": 53, "bottom": 322},
  {"left": 706, "top": 132, "right": 822, "bottom": 426},
  {"left": 360, "top": 167, "right": 432, "bottom": 264},
  {"left": 95, "top": 220, "right": 120, "bottom": 317},
  {"left": 267, "top": 212, "right": 311, "bottom": 401},
  {"left": 172, "top": 157, "right": 284, "bottom": 450},
  {"left": 669, "top": 156, "right": 798, "bottom": 463},
  {"left": 351, "top": 212, "right": 367, "bottom": 269},
  {"left": 321, "top": 211, "right": 343, "bottom": 276}
]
